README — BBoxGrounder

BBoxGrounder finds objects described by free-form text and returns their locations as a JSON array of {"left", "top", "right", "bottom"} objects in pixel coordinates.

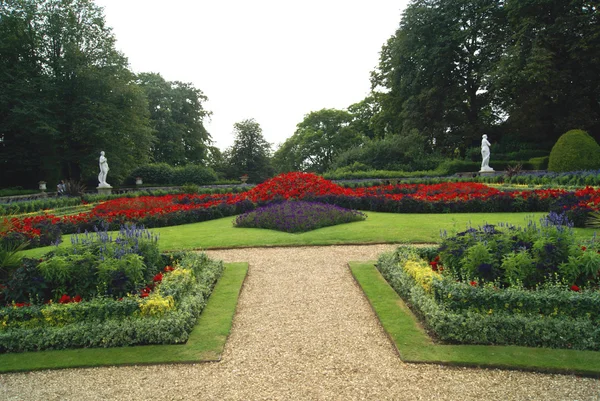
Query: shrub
[
  {"left": 548, "top": 129, "right": 600, "bottom": 172},
  {"left": 128, "top": 163, "right": 175, "bottom": 185},
  {"left": 435, "top": 214, "right": 595, "bottom": 289},
  {"left": 171, "top": 165, "right": 218, "bottom": 186}
]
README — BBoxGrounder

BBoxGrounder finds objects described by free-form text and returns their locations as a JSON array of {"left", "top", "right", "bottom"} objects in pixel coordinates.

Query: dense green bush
[
  {"left": 528, "top": 156, "right": 549, "bottom": 170},
  {"left": 435, "top": 214, "right": 599, "bottom": 289},
  {"left": 377, "top": 248, "right": 600, "bottom": 350},
  {"left": 129, "top": 163, "right": 218, "bottom": 186},
  {"left": 548, "top": 129, "right": 600, "bottom": 172},
  {"left": 171, "top": 165, "right": 218, "bottom": 186},
  {"left": 331, "top": 133, "right": 440, "bottom": 172}
]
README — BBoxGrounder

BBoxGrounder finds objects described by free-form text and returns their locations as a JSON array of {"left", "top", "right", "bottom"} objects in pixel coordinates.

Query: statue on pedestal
[
  {"left": 98, "top": 151, "right": 112, "bottom": 188},
  {"left": 480, "top": 135, "right": 494, "bottom": 172}
]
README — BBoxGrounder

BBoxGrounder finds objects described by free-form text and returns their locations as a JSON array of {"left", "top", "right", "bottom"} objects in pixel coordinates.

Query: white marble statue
[
  {"left": 98, "top": 151, "right": 111, "bottom": 188},
  {"left": 480, "top": 134, "right": 494, "bottom": 172}
]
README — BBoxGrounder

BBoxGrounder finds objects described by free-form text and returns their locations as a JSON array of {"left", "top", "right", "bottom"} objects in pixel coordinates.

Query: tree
[
  {"left": 493, "top": 0, "right": 600, "bottom": 145},
  {"left": 273, "top": 109, "right": 361, "bottom": 173},
  {"left": 136, "top": 72, "right": 211, "bottom": 166},
  {"left": 371, "top": 0, "right": 507, "bottom": 152},
  {"left": 225, "top": 119, "right": 273, "bottom": 183},
  {"left": 0, "top": 0, "right": 154, "bottom": 187}
]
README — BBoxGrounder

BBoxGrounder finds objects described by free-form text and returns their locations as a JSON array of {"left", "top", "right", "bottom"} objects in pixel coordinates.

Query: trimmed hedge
[
  {"left": 128, "top": 163, "right": 218, "bottom": 186},
  {"left": 376, "top": 248, "right": 600, "bottom": 350},
  {"left": 548, "top": 130, "right": 600, "bottom": 172}
]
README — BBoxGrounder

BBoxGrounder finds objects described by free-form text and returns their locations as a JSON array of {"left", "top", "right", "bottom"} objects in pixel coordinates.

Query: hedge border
[
  {"left": 349, "top": 261, "right": 600, "bottom": 377},
  {"left": 0, "top": 262, "right": 247, "bottom": 373}
]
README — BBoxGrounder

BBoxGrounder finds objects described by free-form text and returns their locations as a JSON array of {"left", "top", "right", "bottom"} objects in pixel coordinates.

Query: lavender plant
[{"left": 234, "top": 201, "right": 366, "bottom": 233}]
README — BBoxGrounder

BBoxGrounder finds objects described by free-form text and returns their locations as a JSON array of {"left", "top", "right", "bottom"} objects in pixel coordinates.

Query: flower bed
[
  {"left": 234, "top": 201, "right": 366, "bottom": 233},
  {"left": 3, "top": 172, "right": 600, "bottom": 248},
  {"left": 376, "top": 215, "right": 600, "bottom": 350},
  {"left": 0, "top": 226, "right": 224, "bottom": 353}
]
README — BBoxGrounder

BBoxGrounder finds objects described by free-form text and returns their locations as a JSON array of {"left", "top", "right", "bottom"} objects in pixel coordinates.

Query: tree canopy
[
  {"left": 0, "top": 0, "right": 212, "bottom": 188},
  {"left": 370, "top": 0, "right": 600, "bottom": 154},
  {"left": 273, "top": 108, "right": 362, "bottom": 174},
  {"left": 137, "top": 72, "right": 211, "bottom": 166},
  {"left": 224, "top": 119, "right": 273, "bottom": 183}
]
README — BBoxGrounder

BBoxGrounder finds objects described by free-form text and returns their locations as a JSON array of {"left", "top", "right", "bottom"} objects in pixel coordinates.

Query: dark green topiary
[{"left": 548, "top": 129, "right": 600, "bottom": 172}]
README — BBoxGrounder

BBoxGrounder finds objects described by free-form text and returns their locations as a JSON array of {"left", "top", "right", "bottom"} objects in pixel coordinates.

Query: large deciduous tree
[
  {"left": 493, "top": 0, "right": 600, "bottom": 146},
  {"left": 371, "top": 0, "right": 507, "bottom": 153},
  {"left": 225, "top": 119, "right": 273, "bottom": 183},
  {"left": 273, "top": 108, "right": 361, "bottom": 173},
  {"left": 136, "top": 72, "right": 211, "bottom": 166},
  {"left": 0, "top": 0, "right": 154, "bottom": 187}
]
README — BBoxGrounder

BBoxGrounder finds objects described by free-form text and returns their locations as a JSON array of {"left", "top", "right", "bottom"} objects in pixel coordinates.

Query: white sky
[{"left": 94, "top": 0, "right": 409, "bottom": 151}]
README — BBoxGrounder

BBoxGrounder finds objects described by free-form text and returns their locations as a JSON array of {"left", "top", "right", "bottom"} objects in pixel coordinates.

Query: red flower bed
[{"left": 3, "top": 173, "right": 600, "bottom": 244}]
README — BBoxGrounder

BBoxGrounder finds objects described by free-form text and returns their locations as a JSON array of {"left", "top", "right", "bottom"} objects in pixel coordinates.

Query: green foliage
[
  {"left": 460, "top": 243, "right": 492, "bottom": 281},
  {"left": 96, "top": 254, "right": 145, "bottom": 297},
  {"left": 171, "top": 165, "right": 218, "bottom": 186},
  {"left": 136, "top": 72, "right": 211, "bottom": 166},
  {"left": 529, "top": 156, "right": 549, "bottom": 170},
  {"left": 0, "top": 251, "right": 225, "bottom": 353},
  {"left": 500, "top": 250, "right": 536, "bottom": 285},
  {"left": 0, "top": 241, "right": 29, "bottom": 281},
  {"left": 224, "top": 119, "right": 273, "bottom": 183},
  {"left": 128, "top": 163, "right": 217, "bottom": 186},
  {"left": 377, "top": 248, "right": 600, "bottom": 350},
  {"left": 273, "top": 109, "right": 362, "bottom": 173},
  {"left": 437, "top": 216, "right": 586, "bottom": 288},
  {"left": 0, "top": 0, "right": 155, "bottom": 187},
  {"left": 330, "top": 131, "right": 438, "bottom": 172},
  {"left": 548, "top": 130, "right": 600, "bottom": 172}
]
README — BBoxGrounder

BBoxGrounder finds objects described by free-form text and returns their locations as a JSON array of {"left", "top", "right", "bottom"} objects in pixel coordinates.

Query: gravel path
[{"left": 1, "top": 245, "right": 600, "bottom": 400}]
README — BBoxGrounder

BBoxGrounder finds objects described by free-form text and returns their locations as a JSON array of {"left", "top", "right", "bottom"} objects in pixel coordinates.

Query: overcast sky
[{"left": 94, "top": 0, "right": 409, "bottom": 151}]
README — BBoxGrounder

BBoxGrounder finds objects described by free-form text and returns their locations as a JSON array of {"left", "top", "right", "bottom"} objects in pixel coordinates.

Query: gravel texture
[{"left": 1, "top": 245, "right": 600, "bottom": 400}]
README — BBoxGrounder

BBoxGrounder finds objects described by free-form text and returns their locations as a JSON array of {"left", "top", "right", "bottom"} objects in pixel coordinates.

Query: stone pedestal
[
  {"left": 97, "top": 186, "right": 112, "bottom": 195},
  {"left": 479, "top": 169, "right": 495, "bottom": 176}
]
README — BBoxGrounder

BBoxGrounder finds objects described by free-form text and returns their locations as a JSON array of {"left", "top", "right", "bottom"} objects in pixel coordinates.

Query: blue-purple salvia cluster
[
  {"left": 234, "top": 201, "right": 366, "bottom": 233},
  {"left": 68, "top": 223, "right": 159, "bottom": 260}
]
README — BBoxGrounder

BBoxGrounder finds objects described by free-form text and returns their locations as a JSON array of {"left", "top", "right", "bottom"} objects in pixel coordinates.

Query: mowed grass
[
  {"left": 24, "top": 211, "right": 598, "bottom": 258},
  {"left": 350, "top": 262, "right": 600, "bottom": 376},
  {"left": 0, "top": 262, "right": 247, "bottom": 373}
]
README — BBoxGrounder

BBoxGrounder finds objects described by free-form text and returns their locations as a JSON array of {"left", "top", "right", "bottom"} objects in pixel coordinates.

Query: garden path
[{"left": 2, "top": 245, "right": 600, "bottom": 400}]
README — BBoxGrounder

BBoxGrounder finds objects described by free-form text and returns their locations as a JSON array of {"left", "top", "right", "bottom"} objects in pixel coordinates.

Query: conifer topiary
[{"left": 548, "top": 129, "right": 600, "bottom": 172}]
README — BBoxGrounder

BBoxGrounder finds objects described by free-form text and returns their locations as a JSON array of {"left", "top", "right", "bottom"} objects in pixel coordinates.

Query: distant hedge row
[{"left": 128, "top": 163, "right": 218, "bottom": 186}]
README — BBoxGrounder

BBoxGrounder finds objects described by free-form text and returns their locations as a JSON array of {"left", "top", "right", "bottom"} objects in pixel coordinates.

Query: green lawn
[
  {"left": 10, "top": 211, "right": 600, "bottom": 374},
  {"left": 0, "top": 262, "right": 247, "bottom": 373},
  {"left": 25, "top": 211, "right": 598, "bottom": 258},
  {"left": 350, "top": 261, "right": 600, "bottom": 377}
]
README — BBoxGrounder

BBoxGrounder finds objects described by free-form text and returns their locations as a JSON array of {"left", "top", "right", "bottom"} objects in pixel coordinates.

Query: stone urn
[
  {"left": 38, "top": 181, "right": 47, "bottom": 191},
  {"left": 136, "top": 177, "right": 143, "bottom": 185},
  {"left": 240, "top": 174, "right": 249, "bottom": 184}
]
